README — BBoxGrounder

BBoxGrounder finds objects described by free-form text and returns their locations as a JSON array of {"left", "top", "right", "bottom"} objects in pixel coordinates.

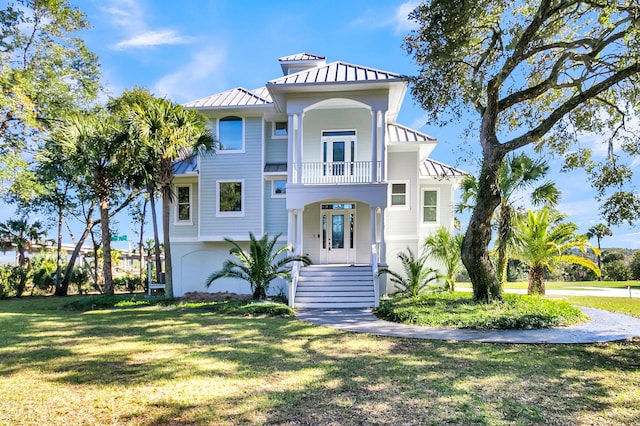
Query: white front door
[{"left": 321, "top": 203, "right": 356, "bottom": 264}]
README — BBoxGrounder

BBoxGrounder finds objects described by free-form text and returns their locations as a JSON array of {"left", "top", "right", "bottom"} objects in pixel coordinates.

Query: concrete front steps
[{"left": 294, "top": 265, "right": 376, "bottom": 309}]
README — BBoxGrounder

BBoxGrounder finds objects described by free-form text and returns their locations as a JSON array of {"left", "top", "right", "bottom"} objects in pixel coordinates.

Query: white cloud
[
  {"left": 349, "top": 1, "right": 419, "bottom": 35},
  {"left": 101, "top": 0, "right": 192, "bottom": 50},
  {"left": 153, "top": 47, "right": 227, "bottom": 103},
  {"left": 114, "top": 30, "right": 193, "bottom": 49},
  {"left": 391, "top": 1, "right": 420, "bottom": 34}
]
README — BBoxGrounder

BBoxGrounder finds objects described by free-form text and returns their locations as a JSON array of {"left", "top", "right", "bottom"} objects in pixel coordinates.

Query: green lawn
[
  {"left": 456, "top": 280, "right": 640, "bottom": 290},
  {"left": 1, "top": 295, "right": 639, "bottom": 425}
]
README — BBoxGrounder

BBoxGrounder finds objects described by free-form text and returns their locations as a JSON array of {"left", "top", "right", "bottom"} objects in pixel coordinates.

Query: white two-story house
[{"left": 170, "top": 53, "right": 465, "bottom": 308}]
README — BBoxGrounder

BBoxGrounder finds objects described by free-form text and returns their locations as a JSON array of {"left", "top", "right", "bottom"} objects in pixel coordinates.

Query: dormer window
[{"left": 218, "top": 116, "right": 243, "bottom": 151}]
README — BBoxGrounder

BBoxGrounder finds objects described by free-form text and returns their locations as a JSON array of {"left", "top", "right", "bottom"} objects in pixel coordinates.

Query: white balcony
[{"left": 295, "top": 161, "right": 382, "bottom": 185}]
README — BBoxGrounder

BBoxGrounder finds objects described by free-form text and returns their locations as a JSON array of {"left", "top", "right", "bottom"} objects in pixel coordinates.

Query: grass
[
  {"left": 0, "top": 295, "right": 639, "bottom": 425},
  {"left": 554, "top": 295, "right": 640, "bottom": 319},
  {"left": 375, "top": 292, "right": 587, "bottom": 329},
  {"left": 456, "top": 280, "right": 640, "bottom": 290}
]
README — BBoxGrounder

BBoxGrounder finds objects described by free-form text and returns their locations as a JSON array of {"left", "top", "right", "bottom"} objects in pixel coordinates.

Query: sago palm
[
  {"left": 423, "top": 227, "right": 464, "bottom": 291},
  {"left": 379, "top": 247, "right": 441, "bottom": 297},
  {"left": 205, "top": 233, "right": 311, "bottom": 300},
  {"left": 511, "top": 208, "right": 600, "bottom": 295}
]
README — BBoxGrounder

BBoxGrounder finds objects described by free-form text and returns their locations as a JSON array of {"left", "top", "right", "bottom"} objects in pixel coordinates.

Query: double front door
[{"left": 321, "top": 203, "right": 356, "bottom": 264}]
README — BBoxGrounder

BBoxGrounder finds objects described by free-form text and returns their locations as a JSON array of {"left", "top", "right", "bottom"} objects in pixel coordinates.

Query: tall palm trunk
[
  {"left": 138, "top": 197, "right": 147, "bottom": 281},
  {"left": 148, "top": 184, "right": 162, "bottom": 284},
  {"left": 100, "top": 196, "right": 114, "bottom": 295},
  {"left": 528, "top": 265, "right": 546, "bottom": 295},
  {"left": 161, "top": 185, "right": 173, "bottom": 298},
  {"left": 496, "top": 205, "right": 512, "bottom": 288}
]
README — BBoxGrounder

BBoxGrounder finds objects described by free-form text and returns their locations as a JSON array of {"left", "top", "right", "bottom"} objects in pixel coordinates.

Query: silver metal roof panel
[
  {"left": 268, "top": 61, "right": 404, "bottom": 85},
  {"left": 420, "top": 158, "right": 466, "bottom": 178},
  {"left": 387, "top": 123, "right": 437, "bottom": 143},
  {"left": 183, "top": 87, "right": 271, "bottom": 108}
]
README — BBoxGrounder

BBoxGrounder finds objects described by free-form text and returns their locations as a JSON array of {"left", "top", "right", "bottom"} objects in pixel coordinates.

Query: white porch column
[
  {"left": 379, "top": 207, "right": 386, "bottom": 265},
  {"left": 287, "top": 114, "right": 294, "bottom": 183},
  {"left": 296, "top": 113, "right": 303, "bottom": 184},
  {"left": 296, "top": 207, "right": 304, "bottom": 257},
  {"left": 371, "top": 110, "right": 378, "bottom": 182},
  {"left": 370, "top": 206, "right": 376, "bottom": 261},
  {"left": 287, "top": 209, "right": 295, "bottom": 248},
  {"left": 379, "top": 110, "right": 386, "bottom": 182}
]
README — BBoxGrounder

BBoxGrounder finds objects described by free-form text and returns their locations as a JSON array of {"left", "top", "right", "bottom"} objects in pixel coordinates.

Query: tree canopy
[
  {"left": 0, "top": 0, "right": 100, "bottom": 188},
  {"left": 405, "top": 0, "right": 640, "bottom": 301}
]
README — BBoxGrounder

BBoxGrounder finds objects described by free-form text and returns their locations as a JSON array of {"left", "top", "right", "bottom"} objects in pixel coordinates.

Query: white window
[
  {"left": 423, "top": 189, "right": 438, "bottom": 223},
  {"left": 273, "top": 121, "right": 288, "bottom": 138},
  {"left": 217, "top": 180, "right": 244, "bottom": 217},
  {"left": 175, "top": 185, "right": 192, "bottom": 224},
  {"left": 390, "top": 182, "right": 408, "bottom": 207},
  {"left": 218, "top": 116, "right": 243, "bottom": 152},
  {"left": 272, "top": 180, "right": 286, "bottom": 197}
]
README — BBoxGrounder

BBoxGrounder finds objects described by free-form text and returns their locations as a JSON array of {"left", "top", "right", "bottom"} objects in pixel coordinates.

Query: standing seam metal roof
[
  {"left": 387, "top": 123, "right": 437, "bottom": 143},
  {"left": 278, "top": 53, "right": 326, "bottom": 62},
  {"left": 268, "top": 61, "right": 404, "bottom": 85},
  {"left": 183, "top": 87, "right": 271, "bottom": 108},
  {"left": 420, "top": 158, "right": 466, "bottom": 178}
]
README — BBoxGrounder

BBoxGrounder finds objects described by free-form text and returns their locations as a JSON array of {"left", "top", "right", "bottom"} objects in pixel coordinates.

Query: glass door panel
[{"left": 331, "top": 214, "right": 344, "bottom": 249}]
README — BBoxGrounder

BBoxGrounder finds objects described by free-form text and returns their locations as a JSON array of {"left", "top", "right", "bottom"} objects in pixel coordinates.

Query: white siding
[
  {"left": 199, "top": 116, "right": 263, "bottom": 239},
  {"left": 302, "top": 108, "right": 373, "bottom": 163},
  {"left": 386, "top": 151, "right": 419, "bottom": 238}
]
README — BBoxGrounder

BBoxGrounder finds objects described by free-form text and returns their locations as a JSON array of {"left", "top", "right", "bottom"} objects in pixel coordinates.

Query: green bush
[
  {"left": 9, "top": 267, "right": 29, "bottom": 298},
  {"left": 113, "top": 275, "right": 144, "bottom": 293},
  {"left": 629, "top": 251, "right": 640, "bottom": 280},
  {"left": 602, "top": 260, "right": 631, "bottom": 281},
  {"left": 0, "top": 265, "right": 13, "bottom": 298},
  {"left": 374, "top": 292, "right": 586, "bottom": 329},
  {"left": 70, "top": 267, "right": 91, "bottom": 295}
]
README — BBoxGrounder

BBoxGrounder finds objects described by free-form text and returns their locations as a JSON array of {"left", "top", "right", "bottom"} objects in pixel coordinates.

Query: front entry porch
[{"left": 286, "top": 199, "right": 386, "bottom": 308}]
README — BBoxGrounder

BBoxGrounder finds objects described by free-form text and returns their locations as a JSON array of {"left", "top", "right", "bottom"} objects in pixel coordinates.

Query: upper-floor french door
[{"left": 322, "top": 130, "right": 356, "bottom": 178}]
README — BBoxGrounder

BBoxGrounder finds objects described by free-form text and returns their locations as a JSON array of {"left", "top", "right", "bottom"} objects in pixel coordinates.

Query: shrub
[
  {"left": 8, "top": 266, "right": 29, "bottom": 297},
  {"left": 629, "top": 251, "right": 640, "bottom": 280},
  {"left": 0, "top": 265, "right": 13, "bottom": 298},
  {"left": 70, "top": 267, "right": 91, "bottom": 295},
  {"left": 113, "top": 275, "right": 144, "bottom": 293},
  {"left": 374, "top": 292, "right": 586, "bottom": 329},
  {"left": 602, "top": 260, "right": 631, "bottom": 281}
]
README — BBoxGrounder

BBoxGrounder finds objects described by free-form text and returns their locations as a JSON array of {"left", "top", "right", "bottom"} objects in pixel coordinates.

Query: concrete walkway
[{"left": 296, "top": 306, "right": 640, "bottom": 344}]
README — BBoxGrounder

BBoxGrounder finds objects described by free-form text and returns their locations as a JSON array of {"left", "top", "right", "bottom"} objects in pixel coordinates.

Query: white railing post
[{"left": 371, "top": 245, "right": 379, "bottom": 308}]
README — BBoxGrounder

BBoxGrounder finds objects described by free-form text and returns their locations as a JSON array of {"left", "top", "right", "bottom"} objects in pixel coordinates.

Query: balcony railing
[{"left": 296, "top": 161, "right": 382, "bottom": 184}]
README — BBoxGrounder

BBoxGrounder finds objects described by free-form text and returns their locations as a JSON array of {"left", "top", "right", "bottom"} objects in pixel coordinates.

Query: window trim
[
  {"left": 272, "top": 121, "right": 288, "bottom": 139},
  {"left": 421, "top": 188, "right": 440, "bottom": 224},
  {"left": 216, "top": 180, "right": 245, "bottom": 217},
  {"left": 174, "top": 184, "right": 193, "bottom": 225},
  {"left": 389, "top": 180, "right": 410, "bottom": 209},
  {"left": 271, "top": 179, "right": 287, "bottom": 198},
  {"left": 216, "top": 116, "right": 245, "bottom": 153}
]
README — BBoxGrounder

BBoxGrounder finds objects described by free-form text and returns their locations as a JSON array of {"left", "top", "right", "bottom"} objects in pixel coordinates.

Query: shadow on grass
[{"left": 0, "top": 296, "right": 639, "bottom": 425}]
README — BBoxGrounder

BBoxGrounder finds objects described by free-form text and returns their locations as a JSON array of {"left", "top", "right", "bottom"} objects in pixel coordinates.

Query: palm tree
[
  {"left": 379, "top": 247, "right": 441, "bottom": 297},
  {"left": 423, "top": 227, "right": 464, "bottom": 291},
  {"left": 511, "top": 208, "right": 600, "bottom": 295},
  {"left": 0, "top": 218, "right": 47, "bottom": 297},
  {"left": 54, "top": 109, "right": 135, "bottom": 295},
  {"left": 586, "top": 223, "right": 612, "bottom": 280},
  {"left": 458, "top": 153, "right": 560, "bottom": 299},
  {"left": 205, "top": 233, "right": 311, "bottom": 300},
  {"left": 127, "top": 95, "right": 215, "bottom": 298}
]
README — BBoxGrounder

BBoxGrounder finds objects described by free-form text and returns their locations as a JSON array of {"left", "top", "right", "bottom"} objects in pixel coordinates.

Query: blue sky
[{"left": 4, "top": 0, "right": 639, "bottom": 252}]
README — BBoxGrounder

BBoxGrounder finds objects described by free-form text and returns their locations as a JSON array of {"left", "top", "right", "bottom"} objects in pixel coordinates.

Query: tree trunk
[
  {"left": 139, "top": 197, "right": 147, "bottom": 283},
  {"left": 100, "top": 197, "right": 114, "bottom": 295},
  {"left": 162, "top": 186, "right": 173, "bottom": 298},
  {"left": 528, "top": 265, "right": 546, "bottom": 295},
  {"left": 496, "top": 205, "right": 512, "bottom": 290},
  {"left": 461, "top": 131, "right": 504, "bottom": 302},
  {"left": 148, "top": 187, "right": 163, "bottom": 284},
  {"left": 54, "top": 207, "right": 64, "bottom": 295}
]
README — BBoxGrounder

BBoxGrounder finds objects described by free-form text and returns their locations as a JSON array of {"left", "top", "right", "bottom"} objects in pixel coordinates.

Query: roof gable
[
  {"left": 387, "top": 123, "right": 436, "bottom": 143},
  {"left": 420, "top": 158, "right": 466, "bottom": 178}
]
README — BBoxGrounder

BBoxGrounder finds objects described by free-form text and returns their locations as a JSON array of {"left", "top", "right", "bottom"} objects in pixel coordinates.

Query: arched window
[{"left": 218, "top": 116, "right": 243, "bottom": 151}]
